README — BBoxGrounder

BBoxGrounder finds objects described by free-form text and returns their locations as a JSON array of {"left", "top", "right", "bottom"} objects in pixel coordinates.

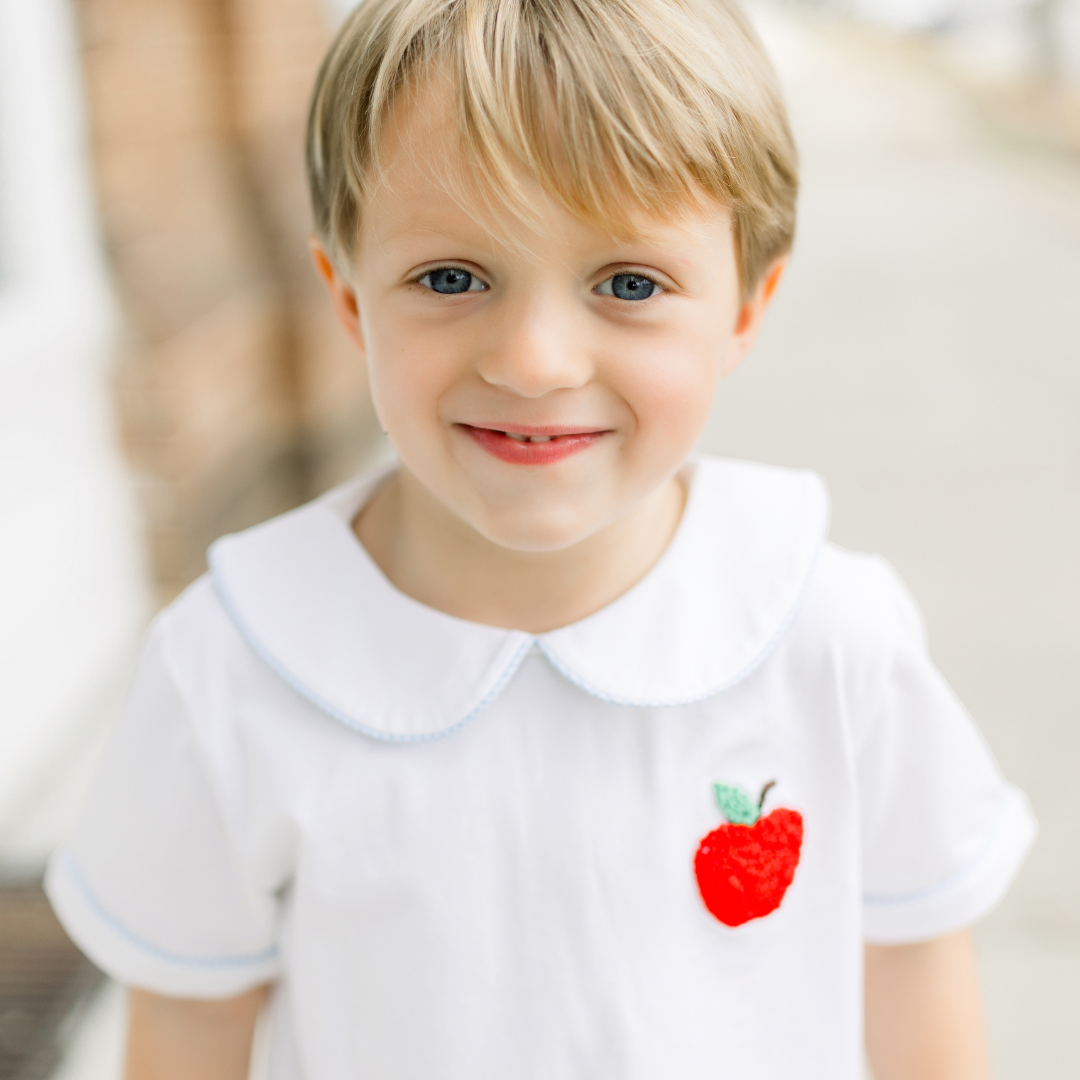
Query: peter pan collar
[{"left": 208, "top": 456, "right": 828, "bottom": 742}]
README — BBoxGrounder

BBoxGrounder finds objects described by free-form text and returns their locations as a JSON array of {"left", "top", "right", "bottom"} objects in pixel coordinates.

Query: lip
[{"left": 458, "top": 423, "right": 609, "bottom": 465}]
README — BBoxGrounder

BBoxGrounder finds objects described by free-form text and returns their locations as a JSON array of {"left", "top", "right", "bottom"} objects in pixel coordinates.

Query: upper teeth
[{"left": 505, "top": 433, "right": 552, "bottom": 442}]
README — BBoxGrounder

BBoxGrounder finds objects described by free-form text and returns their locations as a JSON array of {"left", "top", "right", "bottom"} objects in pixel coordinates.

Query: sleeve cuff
[
  {"left": 862, "top": 785, "right": 1038, "bottom": 944},
  {"left": 45, "top": 849, "right": 281, "bottom": 998}
]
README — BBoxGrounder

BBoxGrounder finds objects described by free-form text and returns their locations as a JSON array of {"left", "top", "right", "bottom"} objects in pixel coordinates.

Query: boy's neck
[{"left": 354, "top": 467, "right": 686, "bottom": 634}]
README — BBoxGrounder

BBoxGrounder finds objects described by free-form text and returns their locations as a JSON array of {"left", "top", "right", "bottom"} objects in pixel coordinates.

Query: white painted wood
[
  {"left": 50, "top": 982, "right": 126, "bottom": 1080},
  {"left": 0, "top": 0, "right": 150, "bottom": 870}
]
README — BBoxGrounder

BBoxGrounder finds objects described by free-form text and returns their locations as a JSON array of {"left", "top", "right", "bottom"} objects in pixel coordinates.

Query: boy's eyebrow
[
  {"left": 370, "top": 211, "right": 547, "bottom": 264},
  {"left": 371, "top": 212, "right": 494, "bottom": 248}
]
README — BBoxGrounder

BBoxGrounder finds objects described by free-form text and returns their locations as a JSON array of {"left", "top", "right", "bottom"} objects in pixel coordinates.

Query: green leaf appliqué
[{"left": 713, "top": 783, "right": 760, "bottom": 826}]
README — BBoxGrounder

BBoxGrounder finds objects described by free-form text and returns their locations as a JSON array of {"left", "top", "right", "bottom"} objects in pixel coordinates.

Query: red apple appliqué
[{"left": 694, "top": 780, "right": 803, "bottom": 927}]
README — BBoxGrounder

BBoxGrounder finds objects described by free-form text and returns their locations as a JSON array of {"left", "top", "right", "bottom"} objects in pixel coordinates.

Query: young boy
[{"left": 47, "top": 0, "right": 1036, "bottom": 1076}]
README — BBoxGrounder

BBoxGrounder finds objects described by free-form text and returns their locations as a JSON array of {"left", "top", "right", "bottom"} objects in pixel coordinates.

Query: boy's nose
[{"left": 474, "top": 296, "right": 592, "bottom": 398}]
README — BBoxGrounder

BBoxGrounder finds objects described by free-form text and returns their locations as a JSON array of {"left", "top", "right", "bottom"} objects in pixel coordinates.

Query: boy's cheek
[
  {"left": 616, "top": 345, "right": 722, "bottom": 430},
  {"left": 365, "top": 337, "right": 460, "bottom": 416}
]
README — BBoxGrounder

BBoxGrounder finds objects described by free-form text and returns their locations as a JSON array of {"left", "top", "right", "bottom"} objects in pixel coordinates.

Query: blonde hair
[{"left": 307, "top": 0, "right": 797, "bottom": 292}]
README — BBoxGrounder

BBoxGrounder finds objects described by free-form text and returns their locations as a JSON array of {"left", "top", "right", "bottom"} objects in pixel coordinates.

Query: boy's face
[{"left": 317, "top": 94, "right": 781, "bottom": 554}]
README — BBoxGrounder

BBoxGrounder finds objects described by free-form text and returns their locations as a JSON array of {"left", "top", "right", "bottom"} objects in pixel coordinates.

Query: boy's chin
[{"left": 467, "top": 502, "right": 612, "bottom": 555}]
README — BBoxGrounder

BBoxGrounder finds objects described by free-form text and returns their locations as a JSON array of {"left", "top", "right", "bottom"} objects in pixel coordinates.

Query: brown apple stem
[{"left": 759, "top": 780, "right": 776, "bottom": 809}]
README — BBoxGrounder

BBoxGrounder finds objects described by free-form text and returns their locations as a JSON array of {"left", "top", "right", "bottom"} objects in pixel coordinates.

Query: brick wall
[{"left": 75, "top": 0, "right": 377, "bottom": 601}]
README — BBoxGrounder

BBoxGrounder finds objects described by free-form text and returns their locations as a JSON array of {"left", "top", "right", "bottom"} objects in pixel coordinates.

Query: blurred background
[{"left": 0, "top": 0, "right": 1077, "bottom": 1076}]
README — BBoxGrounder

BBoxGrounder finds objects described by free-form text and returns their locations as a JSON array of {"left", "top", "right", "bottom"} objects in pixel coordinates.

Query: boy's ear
[
  {"left": 721, "top": 256, "right": 788, "bottom": 377},
  {"left": 310, "top": 238, "right": 366, "bottom": 357}
]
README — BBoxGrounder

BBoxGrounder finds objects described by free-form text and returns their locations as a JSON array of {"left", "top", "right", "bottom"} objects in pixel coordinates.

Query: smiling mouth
[
  {"left": 466, "top": 423, "right": 609, "bottom": 439},
  {"left": 458, "top": 424, "right": 609, "bottom": 464}
]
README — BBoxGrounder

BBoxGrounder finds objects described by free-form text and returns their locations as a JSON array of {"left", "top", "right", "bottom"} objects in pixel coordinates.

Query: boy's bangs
[
  {"left": 447, "top": 0, "right": 720, "bottom": 235},
  {"left": 310, "top": 0, "right": 797, "bottom": 288}
]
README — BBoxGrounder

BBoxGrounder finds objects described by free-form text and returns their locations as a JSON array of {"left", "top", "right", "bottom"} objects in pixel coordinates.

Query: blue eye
[
  {"left": 418, "top": 268, "right": 485, "bottom": 294},
  {"left": 597, "top": 273, "right": 661, "bottom": 301}
]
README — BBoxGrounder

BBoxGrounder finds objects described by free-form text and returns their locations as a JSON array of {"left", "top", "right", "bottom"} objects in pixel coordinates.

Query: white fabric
[
  {"left": 206, "top": 456, "right": 827, "bottom": 735},
  {"left": 46, "top": 456, "right": 1036, "bottom": 1079}
]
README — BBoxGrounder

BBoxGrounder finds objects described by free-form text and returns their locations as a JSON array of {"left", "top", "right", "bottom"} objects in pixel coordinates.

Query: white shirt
[{"left": 46, "top": 456, "right": 1036, "bottom": 1080}]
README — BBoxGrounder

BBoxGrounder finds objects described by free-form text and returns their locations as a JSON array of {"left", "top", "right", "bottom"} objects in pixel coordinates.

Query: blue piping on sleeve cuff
[
  {"left": 862, "top": 785, "right": 1038, "bottom": 944},
  {"left": 44, "top": 848, "right": 281, "bottom": 998}
]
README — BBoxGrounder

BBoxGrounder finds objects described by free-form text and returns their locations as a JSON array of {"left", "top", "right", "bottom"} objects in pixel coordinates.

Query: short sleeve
[
  {"left": 858, "top": 565, "right": 1037, "bottom": 944},
  {"left": 45, "top": 614, "right": 284, "bottom": 997}
]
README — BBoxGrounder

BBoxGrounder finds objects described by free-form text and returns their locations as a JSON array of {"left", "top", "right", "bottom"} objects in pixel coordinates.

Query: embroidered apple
[{"left": 694, "top": 780, "right": 803, "bottom": 927}]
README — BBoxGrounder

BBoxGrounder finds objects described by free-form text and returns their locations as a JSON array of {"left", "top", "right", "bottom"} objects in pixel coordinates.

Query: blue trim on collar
[
  {"left": 209, "top": 550, "right": 535, "bottom": 745},
  {"left": 535, "top": 523, "right": 825, "bottom": 709},
  {"left": 205, "top": 457, "right": 829, "bottom": 742}
]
